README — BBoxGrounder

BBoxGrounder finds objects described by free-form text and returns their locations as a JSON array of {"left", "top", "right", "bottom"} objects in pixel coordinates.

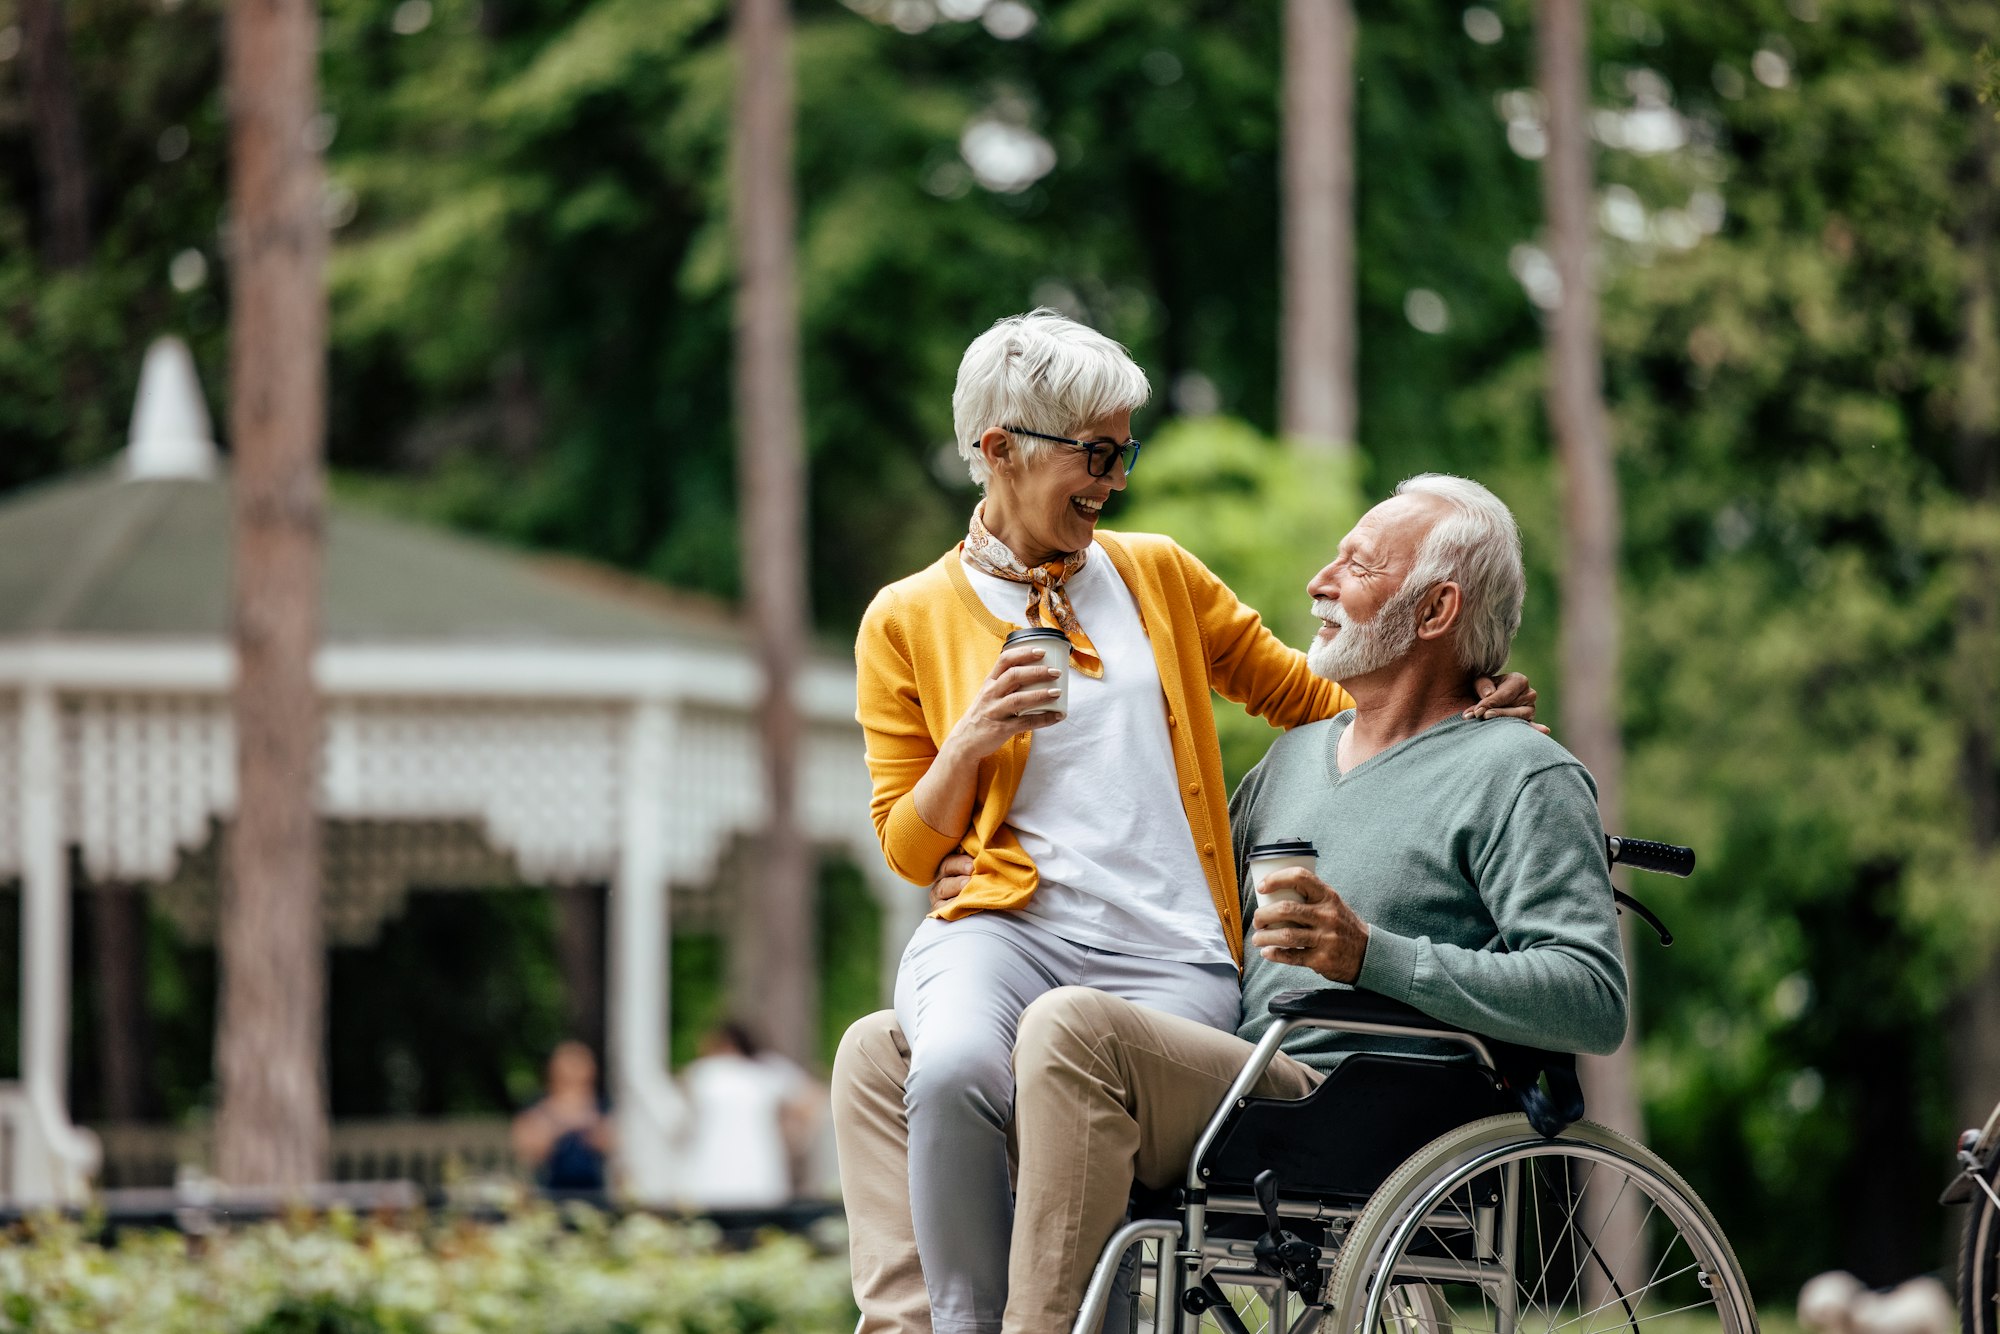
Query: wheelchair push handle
[
  {"left": 1605, "top": 835, "right": 1693, "bottom": 948},
  {"left": 1606, "top": 835, "right": 1696, "bottom": 877}
]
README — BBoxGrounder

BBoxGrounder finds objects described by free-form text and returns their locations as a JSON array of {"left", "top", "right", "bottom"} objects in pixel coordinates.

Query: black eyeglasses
[{"left": 1004, "top": 426, "right": 1142, "bottom": 479}]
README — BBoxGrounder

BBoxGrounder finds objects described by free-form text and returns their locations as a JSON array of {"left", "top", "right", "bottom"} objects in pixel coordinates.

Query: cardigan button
[
  {"left": 1203, "top": 843, "right": 1216, "bottom": 855},
  {"left": 1187, "top": 781, "right": 1201, "bottom": 795},
  {"left": 1167, "top": 714, "right": 1178, "bottom": 727}
]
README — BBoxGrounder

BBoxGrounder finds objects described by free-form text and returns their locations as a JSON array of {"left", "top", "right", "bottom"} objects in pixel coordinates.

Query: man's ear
[
  {"left": 1414, "top": 582, "right": 1463, "bottom": 642},
  {"left": 979, "top": 426, "right": 1013, "bottom": 473}
]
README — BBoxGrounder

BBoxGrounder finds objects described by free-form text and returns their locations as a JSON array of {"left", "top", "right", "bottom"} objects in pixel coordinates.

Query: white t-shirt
[
  {"left": 962, "top": 544, "right": 1231, "bottom": 966},
  {"left": 675, "top": 1054, "right": 795, "bottom": 1209}
]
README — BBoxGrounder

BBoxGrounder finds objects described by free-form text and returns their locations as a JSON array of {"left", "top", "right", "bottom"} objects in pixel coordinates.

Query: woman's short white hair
[
  {"left": 1393, "top": 473, "right": 1526, "bottom": 678},
  {"left": 951, "top": 309, "right": 1151, "bottom": 487}
]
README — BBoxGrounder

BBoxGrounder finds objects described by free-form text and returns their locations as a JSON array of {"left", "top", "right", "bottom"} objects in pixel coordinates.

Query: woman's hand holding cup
[{"left": 945, "top": 642, "right": 1068, "bottom": 762}]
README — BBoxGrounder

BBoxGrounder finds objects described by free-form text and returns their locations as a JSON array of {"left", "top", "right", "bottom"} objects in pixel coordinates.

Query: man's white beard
[{"left": 1306, "top": 592, "right": 1419, "bottom": 682}]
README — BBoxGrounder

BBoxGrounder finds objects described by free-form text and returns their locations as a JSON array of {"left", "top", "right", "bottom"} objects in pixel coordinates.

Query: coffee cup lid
[
  {"left": 1249, "top": 839, "right": 1317, "bottom": 858},
  {"left": 1005, "top": 627, "right": 1070, "bottom": 643}
]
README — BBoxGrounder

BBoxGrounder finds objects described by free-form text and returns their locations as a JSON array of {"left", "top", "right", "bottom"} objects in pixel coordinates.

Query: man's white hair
[
  {"left": 951, "top": 309, "right": 1151, "bottom": 487},
  {"left": 1393, "top": 473, "right": 1526, "bottom": 678}
]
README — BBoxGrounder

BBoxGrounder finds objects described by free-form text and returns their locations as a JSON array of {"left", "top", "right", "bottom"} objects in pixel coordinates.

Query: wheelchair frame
[{"left": 1070, "top": 1006, "right": 1756, "bottom": 1334}]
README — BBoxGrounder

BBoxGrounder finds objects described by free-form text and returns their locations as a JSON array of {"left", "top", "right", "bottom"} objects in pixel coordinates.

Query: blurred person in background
[
  {"left": 511, "top": 1039, "right": 615, "bottom": 1193},
  {"left": 676, "top": 1021, "right": 821, "bottom": 1210}
]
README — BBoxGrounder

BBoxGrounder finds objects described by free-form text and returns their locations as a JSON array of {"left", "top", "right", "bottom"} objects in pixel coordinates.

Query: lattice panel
[
  {"left": 58, "top": 694, "right": 625, "bottom": 885},
  {"left": 154, "top": 816, "right": 525, "bottom": 944},
  {"left": 664, "top": 709, "right": 882, "bottom": 893},
  {"left": 47, "top": 691, "right": 887, "bottom": 903},
  {"left": 665, "top": 707, "right": 761, "bottom": 888},
  {"left": 321, "top": 699, "right": 622, "bottom": 883},
  {"left": 64, "top": 694, "right": 235, "bottom": 883},
  {"left": 803, "top": 721, "right": 878, "bottom": 844}
]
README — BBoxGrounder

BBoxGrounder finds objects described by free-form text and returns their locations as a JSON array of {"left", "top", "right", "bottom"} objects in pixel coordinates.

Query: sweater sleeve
[
  {"left": 854, "top": 589, "right": 963, "bottom": 885},
  {"left": 1355, "top": 763, "right": 1630, "bottom": 1054},
  {"left": 1228, "top": 754, "right": 1271, "bottom": 916},
  {"left": 1176, "top": 543, "right": 1354, "bottom": 726}
]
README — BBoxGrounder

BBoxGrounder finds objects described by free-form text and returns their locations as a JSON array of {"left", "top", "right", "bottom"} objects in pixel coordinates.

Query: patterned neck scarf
[{"left": 963, "top": 501, "right": 1105, "bottom": 679}]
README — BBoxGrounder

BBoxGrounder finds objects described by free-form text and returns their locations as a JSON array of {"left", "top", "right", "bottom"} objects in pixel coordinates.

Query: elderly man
[{"left": 833, "top": 473, "right": 1629, "bottom": 1334}]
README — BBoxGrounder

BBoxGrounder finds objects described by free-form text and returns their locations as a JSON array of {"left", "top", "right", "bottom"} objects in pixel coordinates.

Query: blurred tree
[
  {"left": 16, "top": 0, "right": 88, "bottom": 268},
  {"left": 1945, "top": 0, "right": 2000, "bottom": 1226},
  {"left": 1553, "top": 0, "right": 2000, "bottom": 1283},
  {"left": 215, "top": 0, "right": 330, "bottom": 1188},
  {"left": 1534, "top": 0, "right": 1642, "bottom": 1294},
  {"left": 728, "top": 0, "right": 817, "bottom": 1064},
  {"left": 1281, "top": 0, "right": 1357, "bottom": 455}
]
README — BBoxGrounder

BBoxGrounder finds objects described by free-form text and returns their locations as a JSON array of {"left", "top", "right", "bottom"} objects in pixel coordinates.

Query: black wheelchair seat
[
  {"left": 1197, "top": 1050, "right": 1511, "bottom": 1204},
  {"left": 1194, "top": 987, "right": 1585, "bottom": 1205}
]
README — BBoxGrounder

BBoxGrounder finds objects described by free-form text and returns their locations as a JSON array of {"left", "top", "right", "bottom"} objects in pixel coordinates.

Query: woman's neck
[{"left": 979, "top": 497, "right": 1065, "bottom": 566}]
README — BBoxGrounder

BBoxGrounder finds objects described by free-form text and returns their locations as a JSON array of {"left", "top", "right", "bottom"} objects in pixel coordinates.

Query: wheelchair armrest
[
  {"left": 1268, "top": 987, "right": 1470, "bottom": 1038},
  {"left": 1268, "top": 987, "right": 1586, "bottom": 1140}
]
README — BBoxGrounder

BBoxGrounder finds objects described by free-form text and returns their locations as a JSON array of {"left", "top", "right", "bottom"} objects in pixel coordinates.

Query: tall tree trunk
[
  {"left": 216, "top": 0, "right": 328, "bottom": 1189},
  {"left": 1948, "top": 93, "right": 2000, "bottom": 1239},
  {"left": 1536, "top": 0, "right": 1645, "bottom": 1294},
  {"left": 17, "top": 0, "right": 90, "bottom": 269},
  {"left": 555, "top": 882, "right": 608, "bottom": 1071},
  {"left": 88, "top": 884, "right": 157, "bottom": 1123},
  {"left": 1280, "top": 0, "right": 1357, "bottom": 456},
  {"left": 726, "top": 0, "right": 816, "bottom": 1065}
]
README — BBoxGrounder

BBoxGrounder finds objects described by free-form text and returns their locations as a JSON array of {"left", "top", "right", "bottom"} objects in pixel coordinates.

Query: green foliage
[
  {"left": 1108, "top": 417, "right": 1364, "bottom": 785},
  {"left": 3, "top": 0, "right": 1998, "bottom": 1295},
  {"left": 671, "top": 857, "right": 885, "bottom": 1068},
  {"left": 1552, "top": 0, "right": 2000, "bottom": 1284},
  {"left": 0, "top": 1209, "right": 854, "bottom": 1334}
]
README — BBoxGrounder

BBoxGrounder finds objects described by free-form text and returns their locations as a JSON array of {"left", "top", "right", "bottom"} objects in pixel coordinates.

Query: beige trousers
[{"left": 831, "top": 988, "right": 1321, "bottom": 1334}]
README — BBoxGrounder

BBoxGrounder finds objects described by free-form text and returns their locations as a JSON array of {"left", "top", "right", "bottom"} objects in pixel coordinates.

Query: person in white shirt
[{"left": 676, "top": 1023, "right": 815, "bottom": 1210}]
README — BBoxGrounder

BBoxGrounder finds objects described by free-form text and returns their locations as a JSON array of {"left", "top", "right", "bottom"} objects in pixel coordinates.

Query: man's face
[{"left": 1304, "top": 495, "right": 1442, "bottom": 682}]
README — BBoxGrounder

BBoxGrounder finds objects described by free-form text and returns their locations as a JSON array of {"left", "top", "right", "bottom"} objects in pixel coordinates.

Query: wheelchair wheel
[
  {"left": 1962, "top": 1154, "right": 2000, "bottom": 1334},
  {"left": 1326, "top": 1115, "right": 1755, "bottom": 1334},
  {"left": 1377, "top": 1282, "right": 1452, "bottom": 1334}
]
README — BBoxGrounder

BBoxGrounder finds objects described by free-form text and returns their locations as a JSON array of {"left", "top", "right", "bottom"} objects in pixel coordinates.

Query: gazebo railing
[{"left": 95, "top": 1116, "right": 516, "bottom": 1191}]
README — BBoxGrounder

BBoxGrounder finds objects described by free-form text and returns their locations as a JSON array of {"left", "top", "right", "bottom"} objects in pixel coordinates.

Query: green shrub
[{"left": 0, "top": 1207, "right": 855, "bottom": 1334}]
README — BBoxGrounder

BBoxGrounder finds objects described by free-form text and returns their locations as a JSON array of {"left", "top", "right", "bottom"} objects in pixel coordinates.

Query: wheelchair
[{"left": 1070, "top": 838, "right": 1757, "bottom": 1334}]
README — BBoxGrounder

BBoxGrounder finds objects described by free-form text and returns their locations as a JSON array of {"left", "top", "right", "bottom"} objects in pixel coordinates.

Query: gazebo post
[
  {"left": 609, "top": 696, "right": 685, "bottom": 1204},
  {"left": 12, "top": 681, "right": 97, "bottom": 1203}
]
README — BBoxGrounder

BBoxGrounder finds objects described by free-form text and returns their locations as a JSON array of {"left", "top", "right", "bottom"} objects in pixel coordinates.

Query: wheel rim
[
  {"left": 1353, "top": 1141, "right": 1752, "bottom": 1334},
  {"left": 1968, "top": 1175, "right": 2000, "bottom": 1334}
]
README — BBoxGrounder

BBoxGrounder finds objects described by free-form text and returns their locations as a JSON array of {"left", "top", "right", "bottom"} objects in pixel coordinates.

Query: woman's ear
[{"left": 979, "top": 426, "right": 1012, "bottom": 474}]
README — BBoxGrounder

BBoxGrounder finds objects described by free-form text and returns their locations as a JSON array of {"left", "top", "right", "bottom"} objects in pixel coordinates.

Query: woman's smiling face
[{"left": 979, "top": 410, "right": 1132, "bottom": 565}]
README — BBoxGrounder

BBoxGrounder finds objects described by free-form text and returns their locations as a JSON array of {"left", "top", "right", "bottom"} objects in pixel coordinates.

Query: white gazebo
[{"left": 0, "top": 338, "right": 912, "bottom": 1206}]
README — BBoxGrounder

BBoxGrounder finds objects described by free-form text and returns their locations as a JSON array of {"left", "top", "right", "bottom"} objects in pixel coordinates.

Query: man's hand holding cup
[{"left": 1250, "top": 866, "right": 1370, "bottom": 984}]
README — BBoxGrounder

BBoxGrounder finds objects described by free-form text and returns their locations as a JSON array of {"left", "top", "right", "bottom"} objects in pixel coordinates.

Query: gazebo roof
[
  {"left": 0, "top": 336, "right": 744, "bottom": 648},
  {"left": 0, "top": 469, "right": 745, "bottom": 647}
]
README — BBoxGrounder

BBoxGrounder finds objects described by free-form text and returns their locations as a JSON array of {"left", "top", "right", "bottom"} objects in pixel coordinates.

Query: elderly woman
[{"left": 847, "top": 310, "right": 1530, "bottom": 1334}]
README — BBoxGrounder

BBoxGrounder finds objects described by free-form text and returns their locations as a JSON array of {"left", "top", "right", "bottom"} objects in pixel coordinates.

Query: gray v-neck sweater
[{"left": 1231, "top": 711, "right": 1629, "bottom": 1071}]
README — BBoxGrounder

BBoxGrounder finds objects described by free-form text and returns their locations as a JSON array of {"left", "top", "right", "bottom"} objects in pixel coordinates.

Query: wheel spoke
[
  {"left": 1345, "top": 1136, "right": 1749, "bottom": 1334},
  {"left": 1539, "top": 1261, "right": 1707, "bottom": 1334}
]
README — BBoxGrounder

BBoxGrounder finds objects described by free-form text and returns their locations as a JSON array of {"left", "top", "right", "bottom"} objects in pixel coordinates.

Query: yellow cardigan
[{"left": 854, "top": 530, "right": 1354, "bottom": 965}]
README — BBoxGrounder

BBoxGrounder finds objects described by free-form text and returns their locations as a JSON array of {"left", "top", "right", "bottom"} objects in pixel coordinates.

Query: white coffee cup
[
  {"left": 1247, "top": 840, "right": 1318, "bottom": 903},
  {"left": 1005, "top": 627, "right": 1071, "bottom": 719}
]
